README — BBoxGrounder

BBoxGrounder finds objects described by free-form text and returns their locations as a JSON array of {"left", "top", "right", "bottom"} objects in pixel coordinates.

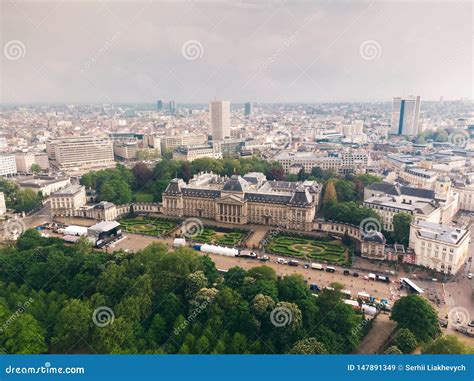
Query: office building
[
  {"left": 17, "top": 176, "right": 71, "bottom": 196},
  {"left": 157, "top": 100, "right": 163, "bottom": 111},
  {"left": 169, "top": 101, "right": 176, "bottom": 115},
  {"left": 47, "top": 136, "right": 114, "bottom": 171},
  {"left": 210, "top": 100, "right": 230, "bottom": 141},
  {"left": 390, "top": 96, "right": 421, "bottom": 136},
  {"left": 0, "top": 155, "right": 17, "bottom": 177},
  {"left": 409, "top": 220, "right": 470, "bottom": 274},
  {"left": 160, "top": 134, "right": 208, "bottom": 152},
  {"left": 244, "top": 102, "right": 253, "bottom": 116},
  {"left": 173, "top": 144, "right": 222, "bottom": 162},
  {"left": 50, "top": 184, "right": 87, "bottom": 217}
]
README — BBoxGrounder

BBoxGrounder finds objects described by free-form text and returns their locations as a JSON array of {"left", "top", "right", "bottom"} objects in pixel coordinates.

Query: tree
[
  {"left": 290, "top": 338, "right": 327, "bottom": 354},
  {"left": 384, "top": 346, "right": 402, "bottom": 354},
  {"left": 4, "top": 314, "right": 47, "bottom": 354},
  {"left": 98, "top": 179, "right": 132, "bottom": 204},
  {"left": 393, "top": 213, "right": 412, "bottom": 245},
  {"left": 334, "top": 179, "right": 356, "bottom": 202},
  {"left": 185, "top": 271, "right": 208, "bottom": 299},
  {"left": 51, "top": 299, "right": 92, "bottom": 352},
  {"left": 297, "top": 168, "right": 307, "bottom": 182},
  {"left": 391, "top": 295, "right": 441, "bottom": 342},
  {"left": 423, "top": 335, "right": 474, "bottom": 354},
  {"left": 394, "top": 328, "right": 418, "bottom": 354},
  {"left": 132, "top": 162, "right": 153, "bottom": 189},
  {"left": 30, "top": 163, "right": 42, "bottom": 173},
  {"left": 322, "top": 181, "right": 337, "bottom": 206}
]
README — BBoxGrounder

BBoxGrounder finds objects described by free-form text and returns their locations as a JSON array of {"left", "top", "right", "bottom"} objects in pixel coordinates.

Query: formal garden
[
  {"left": 190, "top": 227, "right": 247, "bottom": 247},
  {"left": 119, "top": 216, "right": 178, "bottom": 237},
  {"left": 264, "top": 233, "right": 348, "bottom": 265}
]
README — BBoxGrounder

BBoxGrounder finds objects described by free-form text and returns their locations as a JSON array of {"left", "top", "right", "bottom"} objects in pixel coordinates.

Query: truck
[
  {"left": 173, "top": 238, "right": 186, "bottom": 247},
  {"left": 357, "top": 291, "right": 371, "bottom": 301},
  {"left": 311, "top": 263, "right": 324, "bottom": 271},
  {"left": 361, "top": 304, "right": 377, "bottom": 316},
  {"left": 237, "top": 250, "right": 257, "bottom": 259}
]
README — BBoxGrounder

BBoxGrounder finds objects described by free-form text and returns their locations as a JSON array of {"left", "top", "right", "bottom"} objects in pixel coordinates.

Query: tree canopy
[
  {"left": 391, "top": 295, "right": 441, "bottom": 343},
  {"left": 0, "top": 229, "right": 364, "bottom": 354}
]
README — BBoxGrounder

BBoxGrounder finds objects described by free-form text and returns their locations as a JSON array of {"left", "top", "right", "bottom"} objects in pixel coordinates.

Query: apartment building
[
  {"left": 17, "top": 176, "right": 71, "bottom": 196},
  {"left": 399, "top": 167, "right": 437, "bottom": 188},
  {"left": 0, "top": 155, "right": 17, "bottom": 177},
  {"left": 0, "top": 192, "right": 6, "bottom": 215},
  {"left": 15, "top": 152, "right": 36, "bottom": 173},
  {"left": 409, "top": 220, "right": 470, "bottom": 274}
]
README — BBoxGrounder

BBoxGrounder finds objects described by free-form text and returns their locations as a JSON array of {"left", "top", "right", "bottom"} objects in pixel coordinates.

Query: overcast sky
[{"left": 1, "top": 0, "right": 472, "bottom": 104}]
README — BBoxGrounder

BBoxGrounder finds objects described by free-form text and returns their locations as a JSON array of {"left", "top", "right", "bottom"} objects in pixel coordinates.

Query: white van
[
  {"left": 311, "top": 263, "right": 324, "bottom": 270},
  {"left": 277, "top": 258, "right": 288, "bottom": 265}
]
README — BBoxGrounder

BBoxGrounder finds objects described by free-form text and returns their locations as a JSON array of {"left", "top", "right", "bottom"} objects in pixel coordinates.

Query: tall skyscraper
[
  {"left": 244, "top": 102, "right": 253, "bottom": 116},
  {"left": 169, "top": 100, "right": 176, "bottom": 115},
  {"left": 157, "top": 100, "right": 163, "bottom": 111},
  {"left": 390, "top": 96, "right": 421, "bottom": 136},
  {"left": 210, "top": 100, "right": 230, "bottom": 141}
]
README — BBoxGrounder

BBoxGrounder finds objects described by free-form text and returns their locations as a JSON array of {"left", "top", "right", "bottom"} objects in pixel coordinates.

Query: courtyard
[
  {"left": 264, "top": 233, "right": 349, "bottom": 265},
  {"left": 119, "top": 216, "right": 178, "bottom": 237},
  {"left": 190, "top": 227, "right": 247, "bottom": 247}
]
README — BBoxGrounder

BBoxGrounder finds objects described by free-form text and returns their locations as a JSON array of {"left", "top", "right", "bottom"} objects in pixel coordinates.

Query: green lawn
[
  {"left": 264, "top": 234, "right": 348, "bottom": 265},
  {"left": 134, "top": 192, "right": 154, "bottom": 202},
  {"left": 191, "top": 228, "right": 246, "bottom": 247},
  {"left": 120, "top": 216, "right": 177, "bottom": 237}
]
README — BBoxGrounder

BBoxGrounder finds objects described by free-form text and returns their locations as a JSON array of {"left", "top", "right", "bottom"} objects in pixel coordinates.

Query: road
[{"left": 111, "top": 232, "right": 398, "bottom": 302}]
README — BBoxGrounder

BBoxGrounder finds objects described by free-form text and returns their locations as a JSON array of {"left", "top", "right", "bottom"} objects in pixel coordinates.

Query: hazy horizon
[{"left": 1, "top": 0, "right": 472, "bottom": 104}]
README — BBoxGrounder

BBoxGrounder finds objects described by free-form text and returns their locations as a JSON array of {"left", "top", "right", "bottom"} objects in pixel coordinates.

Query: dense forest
[{"left": 0, "top": 230, "right": 364, "bottom": 354}]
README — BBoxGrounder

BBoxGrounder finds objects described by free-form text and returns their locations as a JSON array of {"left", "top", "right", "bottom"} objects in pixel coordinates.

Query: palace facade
[{"left": 162, "top": 172, "right": 322, "bottom": 231}]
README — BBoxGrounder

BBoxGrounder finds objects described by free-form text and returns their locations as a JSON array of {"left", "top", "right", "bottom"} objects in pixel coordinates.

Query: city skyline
[{"left": 1, "top": 1, "right": 472, "bottom": 104}]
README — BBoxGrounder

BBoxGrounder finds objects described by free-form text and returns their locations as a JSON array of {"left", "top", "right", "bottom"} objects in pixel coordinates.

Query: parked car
[
  {"left": 303, "top": 263, "right": 310, "bottom": 269},
  {"left": 258, "top": 255, "right": 270, "bottom": 262},
  {"left": 468, "top": 273, "right": 473, "bottom": 279},
  {"left": 326, "top": 266, "right": 336, "bottom": 273},
  {"left": 288, "top": 260, "right": 299, "bottom": 267},
  {"left": 343, "top": 270, "right": 350, "bottom": 276},
  {"left": 353, "top": 272, "right": 359, "bottom": 277},
  {"left": 277, "top": 258, "right": 288, "bottom": 265}
]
